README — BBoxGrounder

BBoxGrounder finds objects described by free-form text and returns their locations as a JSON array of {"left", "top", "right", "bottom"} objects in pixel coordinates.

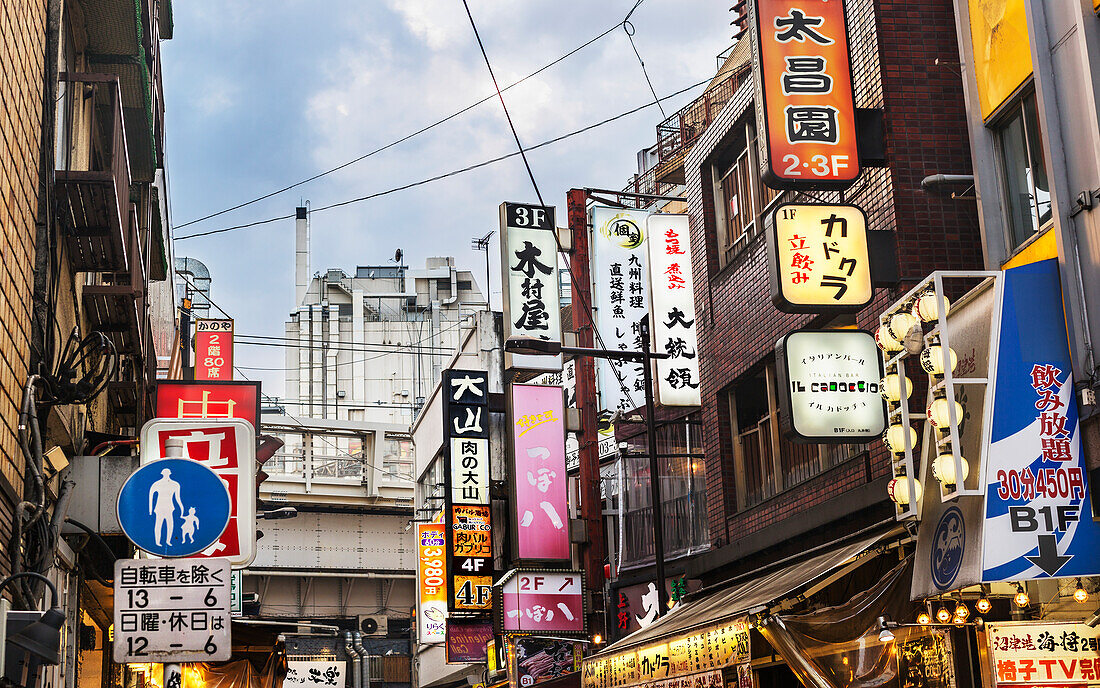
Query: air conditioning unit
[{"left": 358, "top": 615, "right": 388, "bottom": 636}]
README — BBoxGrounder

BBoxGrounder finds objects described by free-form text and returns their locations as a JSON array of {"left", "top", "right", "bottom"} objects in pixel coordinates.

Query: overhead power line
[
  {"left": 175, "top": 76, "right": 709, "bottom": 241},
  {"left": 173, "top": 5, "right": 643, "bottom": 231},
  {"left": 460, "top": 0, "right": 639, "bottom": 406}
]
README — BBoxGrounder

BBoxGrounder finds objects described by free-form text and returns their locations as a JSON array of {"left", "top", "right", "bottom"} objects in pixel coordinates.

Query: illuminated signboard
[
  {"left": 194, "top": 319, "right": 234, "bottom": 381},
  {"left": 416, "top": 523, "right": 447, "bottom": 643},
  {"left": 497, "top": 569, "right": 586, "bottom": 636},
  {"left": 445, "top": 618, "right": 493, "bottom": 664},
  {"left": 442, "top": 369, "right": 493, "bottom": 613},
  {"left": 751, "top": 0, "right": 860, "bottom": 189},
  {"left": 646, "top": 214, "right": 700, "bottom": 406},
  {"left": 500, "top": 202, "right": 562, "bottom": 372},
  {"left": 155, "top": 380, "right": 261, "bottom": 429},
  {"left": 986, "top": 622, "right": 1100, "bottom": 685},
  {"left": 581, "top": 619, "right": 750, "bottom": 688},
  {"left": 591, "top": 206, "right": 650, "bottom": 414},
  {"left": 775, "top": 329, "right": 885, "bottom": 442},
  {"left": 509, "top": 384, "right": 570, "bottom": 562},
  {"left": 769, "top": 203, "right": 871, "bottom": 312}
]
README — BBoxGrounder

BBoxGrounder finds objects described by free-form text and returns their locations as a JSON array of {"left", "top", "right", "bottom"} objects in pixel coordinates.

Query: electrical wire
[
  {"left": 622, "top": 19, "right": 666, "bottom": 119},
  {"left": 173, "top": 6, "right": 639, "bottom": 231},
  {"left": 175, "top": 77, "right": 710, "bottom": 241},
  {"left": 236, "top": 332, "right": 459, "bottom": 353},
  {"left": 459, "top": 0, "right": 642, "bottom": 407},
  {"left": 461, "top": 0, "right": 546, "bottom": 207}
]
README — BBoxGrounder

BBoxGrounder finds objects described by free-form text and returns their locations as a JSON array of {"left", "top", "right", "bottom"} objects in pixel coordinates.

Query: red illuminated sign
[
  {"left": 194, "top": 319, "right": 234, "bottom": 381},
  {"left": 753, "top": 0, "right": 860, "bottom": 189},
  {"left": 155, "top": 381, "right": 261, "bottom": 428}
]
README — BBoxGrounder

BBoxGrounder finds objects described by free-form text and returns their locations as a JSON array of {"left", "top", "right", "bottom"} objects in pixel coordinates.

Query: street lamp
[{"left": 504, "top": 317, "right": 673, "bottom": 615}]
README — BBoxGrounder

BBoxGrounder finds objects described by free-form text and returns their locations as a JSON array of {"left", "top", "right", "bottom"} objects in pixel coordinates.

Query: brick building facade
[
  {"left": 677, "top": 0, "right": 984, "bottom": 583},
  {"left": 0, "top": 0, "right": 49, "bottom": 580}
]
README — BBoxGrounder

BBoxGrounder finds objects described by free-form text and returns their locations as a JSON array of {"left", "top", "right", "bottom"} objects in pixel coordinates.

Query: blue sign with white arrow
[{"left": 117, "top": 458, "right": 232, "bottom": 557}]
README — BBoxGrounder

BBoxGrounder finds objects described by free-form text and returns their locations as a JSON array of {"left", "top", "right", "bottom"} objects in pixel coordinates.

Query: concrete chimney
[{"left": 295, "top": 206, "right": 309, "bottom": 306}]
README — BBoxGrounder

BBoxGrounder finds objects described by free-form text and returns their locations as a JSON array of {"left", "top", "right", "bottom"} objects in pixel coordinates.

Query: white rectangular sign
[
  {"left": 449, "top": 437, "right": 489, "bottom": 505},
  {"left": 139, "top": 418, "right": 257, "bottom": 566},
  {"left": 592, "top": 206, "right": 651, "bottom": 414},
  {"left": 501, "top": 202, "right": 562, "bottom": 372},
  {"left": 113, "top": 557, "right": 232, "bottom": 663},
  {"left": 647, "top": 214, "right": 700, "bottom": 406},
  {"left": 285, "top": 661, "right": 345, "bottom": 688}
]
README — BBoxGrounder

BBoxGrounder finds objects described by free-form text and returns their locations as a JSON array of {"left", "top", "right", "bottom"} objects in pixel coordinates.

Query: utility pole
[
  {"left": 566, "top": 188, "right": 605, "bottom": 635},
  {"left": 639, "top": 315, "right": 668, "bottom": 614},
  {"left": 180, "top": 298, "right": 193, "bottom": 380}
]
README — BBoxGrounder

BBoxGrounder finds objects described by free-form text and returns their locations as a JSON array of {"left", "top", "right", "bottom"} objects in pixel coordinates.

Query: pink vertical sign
[{"left": 510, "top": 384, "right": 570, "bottom": 561}]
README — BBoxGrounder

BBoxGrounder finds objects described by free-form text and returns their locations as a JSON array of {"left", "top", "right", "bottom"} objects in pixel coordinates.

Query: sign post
[
  {"left": 112, "top": 557, "right": 232, "bottom": 663},
  {"left": 139, "top": 418, "right": 258, "bottom": 566}
]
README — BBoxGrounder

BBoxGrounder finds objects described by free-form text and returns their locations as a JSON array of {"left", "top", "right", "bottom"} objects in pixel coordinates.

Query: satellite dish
[{"left": 394, "top": 249, "right": 403, "bottom": 264}]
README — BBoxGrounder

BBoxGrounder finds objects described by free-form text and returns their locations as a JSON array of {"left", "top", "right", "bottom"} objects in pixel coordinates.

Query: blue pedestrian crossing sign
[{"left": 117, "top": 458, "right": 232, "bottom": 557}]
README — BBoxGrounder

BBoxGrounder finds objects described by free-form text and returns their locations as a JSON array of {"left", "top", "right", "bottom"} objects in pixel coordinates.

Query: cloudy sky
[{"left": 163, "top": 0, "right": 733, "bottom": 398}]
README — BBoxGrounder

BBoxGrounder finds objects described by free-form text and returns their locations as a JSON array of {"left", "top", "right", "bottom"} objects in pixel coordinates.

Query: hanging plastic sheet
[
  {"left": 757, "top": 557, "right": 926, "bottom": 688},
  {"left": 183, "top": 653, "right": 287, "bottom": 688}
]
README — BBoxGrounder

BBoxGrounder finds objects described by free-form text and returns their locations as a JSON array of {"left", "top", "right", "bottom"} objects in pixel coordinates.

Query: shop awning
[{"left": 601, "top": 527, "right": 901, "bottom": 654}]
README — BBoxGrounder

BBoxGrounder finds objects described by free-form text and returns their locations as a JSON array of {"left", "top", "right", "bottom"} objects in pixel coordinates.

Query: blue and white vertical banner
[{"left": 982, "top": 259, "right": 1100, "bottom": 580}]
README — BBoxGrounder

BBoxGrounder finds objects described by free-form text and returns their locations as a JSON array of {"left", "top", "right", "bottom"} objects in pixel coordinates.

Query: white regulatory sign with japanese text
[{"left": 113, "top": 557, "right": 232, "bottom": 663}]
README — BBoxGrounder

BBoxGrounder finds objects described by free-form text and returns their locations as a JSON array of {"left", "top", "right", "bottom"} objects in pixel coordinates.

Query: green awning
[
  {"left": 81, "top": 0, "right": 157, "bottom": 181},
  {"left": 149, "top": 186, "right": 169, "bottom": 281}
]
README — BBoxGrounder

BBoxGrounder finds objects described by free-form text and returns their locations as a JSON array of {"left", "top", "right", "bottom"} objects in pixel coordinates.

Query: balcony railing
[
  {"left": 55, "top": 73, "right": 132, "bottom": 272},
  {"left": 655, "top": 69, "right": 744, "bottom": 168},
  {"left": 618, "top": 68, "right": 748, "bottom": 208}
]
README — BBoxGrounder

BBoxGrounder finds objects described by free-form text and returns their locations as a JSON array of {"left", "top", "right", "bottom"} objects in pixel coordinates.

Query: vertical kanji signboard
[
  {"left": 194, "top": 319, "right": 234, "bottom": 381},
  {"left": 646, "top": 214, "right": 701, "bottom": 406},
  {"left": 752, "top": 0, "right": 860, "bottom": 189},
  {"left": 509, "top": 383, "right": 570, "bottom": 562},
  {"left": 442, "top": 369, "right": 494, "bottom": 613},
  {"left": 500, "top": 202, "right": 562, "bottom": 371}
]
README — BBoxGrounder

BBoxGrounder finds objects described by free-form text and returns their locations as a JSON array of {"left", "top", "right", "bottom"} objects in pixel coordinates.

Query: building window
[
  {"left": 617, "top": 416, "right": 709, "bottom": 569},
  {"left": 457, "top": 280, "right": 473, "bottom": 291},
  {"left": 996, "top": 91, "right": 1051, "bottom": 250},
  {"left": 728, "top": 362, "right": 864, "bottom": 509},
  {"left": 711, "top": 121, "right": 781, "bottom": 268},
  {"left": 382, "top": 433, "right": 414, "bottom": 483}
]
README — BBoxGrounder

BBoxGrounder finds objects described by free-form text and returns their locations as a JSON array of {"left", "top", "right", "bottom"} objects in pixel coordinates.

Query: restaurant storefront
[{"left": 580, "top": 528, "right": 974, "bottom": 688}]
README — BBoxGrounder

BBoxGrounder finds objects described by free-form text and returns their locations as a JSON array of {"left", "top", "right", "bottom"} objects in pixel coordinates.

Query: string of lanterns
[
  {"left": 912, "top": 581, "right": 1092, "bottom": 625},
  {"left": 879, "top": 289, "right": 965, "bottom": 507}
]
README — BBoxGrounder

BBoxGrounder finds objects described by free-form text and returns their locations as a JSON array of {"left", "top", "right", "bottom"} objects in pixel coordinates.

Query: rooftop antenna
[{"left": 471, "top": 231, "right": 494, "bottom": 307}]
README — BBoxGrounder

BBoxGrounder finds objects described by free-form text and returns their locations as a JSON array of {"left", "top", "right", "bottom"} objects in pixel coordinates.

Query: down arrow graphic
[{"left": 1025, "top": 534, "right": 1073, "bottom": 576}]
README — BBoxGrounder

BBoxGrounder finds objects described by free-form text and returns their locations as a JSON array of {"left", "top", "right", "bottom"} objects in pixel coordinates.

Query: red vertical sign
[
  {"left": 753, "top": 0, "right": 860, "bottom": 189},
  {"left": 195, "top": 319, "right": 234, "bottom": 381}
]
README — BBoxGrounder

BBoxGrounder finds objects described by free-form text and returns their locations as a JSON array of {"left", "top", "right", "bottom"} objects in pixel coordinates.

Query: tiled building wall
[
  {"left": 685, "top": 0, "right": 982, "bottom": 550},
  {"left": 0, "top": 0, "right": 47, "bottom": 579}
]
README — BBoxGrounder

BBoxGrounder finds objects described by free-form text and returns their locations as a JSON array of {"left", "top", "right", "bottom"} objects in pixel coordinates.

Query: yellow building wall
[
  {"left": 969, "top": 0, "right": 1034, "bottom": 118},
  {"left": 1002, "top": 227, "right": 1057, "bottom": 269},
  {"left": 0, "top": 0, "right": 47, "bottom": 578}
]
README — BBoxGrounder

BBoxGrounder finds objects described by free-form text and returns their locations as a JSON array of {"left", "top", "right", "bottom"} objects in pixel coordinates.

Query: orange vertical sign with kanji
[
  {"left": 753, "top": 0, "right": 860, "bottom": 189},
  {"left": 195, "top": 319, "right": 234, "bottom": 381}
]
